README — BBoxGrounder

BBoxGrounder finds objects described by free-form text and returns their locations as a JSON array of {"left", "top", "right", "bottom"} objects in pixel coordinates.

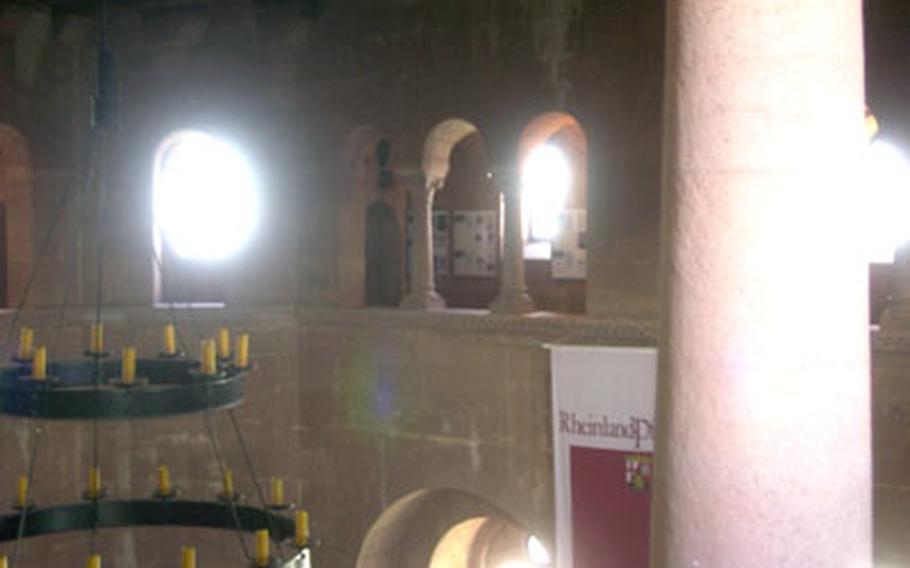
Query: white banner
[{"left": 549, "top": 345, "right": 657, "bottom": 568}]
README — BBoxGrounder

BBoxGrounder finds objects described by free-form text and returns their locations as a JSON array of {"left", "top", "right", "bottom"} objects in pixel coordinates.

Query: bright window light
[
  {"left": 862, "top": 140, "right": 910, "bottom": 263},
  {"left": 153, "top": 130, "right": 259, "bottom": 261},
  {"left": 522, "top": 144, "right": 571, "bottom": 242},
  {"left": 526, "top": 535, "right": 551, "bottom": 565}
]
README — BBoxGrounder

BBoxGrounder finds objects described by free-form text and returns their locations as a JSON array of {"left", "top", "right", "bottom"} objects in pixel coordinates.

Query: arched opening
[
  {"left": 151, "top": 129, "right": 259, "bottom": 305},
  {"left": 365, "top": 200, "right": 403, "bottom": 306},
  {"left": 409, "top": 118, "right": 499, "bottom": 307},
  {"left": 338, "top": 126, "right": 390, "bottom": 307},
  {"left": 517, "top": 112, "right": 588, "bottom": 313},
  {"left": 428, "top": 127, "right": 496, "bottom": 309},
  {"left": 0, "top": 124, "right": 34, "bottom": 308},
  {"left": 356, "top": 489, "right": 550, "bottom": 568},
  {"left": 429, "top": 516, "right": 546, "bottom": 568}
]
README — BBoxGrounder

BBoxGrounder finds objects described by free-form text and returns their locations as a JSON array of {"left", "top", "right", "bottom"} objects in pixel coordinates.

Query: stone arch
[
  {"left": 422, "top": 118, "right": 480, "bottom": 188},
  {"left": 0, "top": 124, "right": 33, "bottom": 308},
  {"left": 515, "top": 111, "right": 589, "bottom": 313},
  {"left": 337, "top": 125, "right": 388, "bottom": 306},
  {"left": 356, "top": 489, "right": 545, "bottom": 568},
  {"left": 518, "top": 111, "right": 588, "bottom": 209}
]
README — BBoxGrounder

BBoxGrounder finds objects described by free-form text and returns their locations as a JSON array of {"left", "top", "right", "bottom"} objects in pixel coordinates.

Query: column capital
[{"left": 397, "top": 167, "right": 445, "bottom": 194}]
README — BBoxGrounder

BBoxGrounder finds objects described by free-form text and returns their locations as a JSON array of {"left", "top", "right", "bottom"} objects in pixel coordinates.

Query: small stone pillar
[
  {"left": 651, "top": 1, "right": 870, "bottom": 567},
  {"left": 880, "top": 242, "right": 910, "bottom": 332},
  {"left": 490, "top": 171, "right": 533, "bottom": 314},
  {"left": 400, "top": 176, "right": 445, "bottom": 310}
]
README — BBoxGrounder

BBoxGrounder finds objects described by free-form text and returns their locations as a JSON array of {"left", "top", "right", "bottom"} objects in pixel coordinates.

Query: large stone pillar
[
  {"left": 491, "top": 171, "right": 533, "bottom": 314},
  {"left": 401, "top": 177, "right": 445, "bottom": 310},
  {"left": 652, "top": 2, "right": 870, "bottom": 567}
]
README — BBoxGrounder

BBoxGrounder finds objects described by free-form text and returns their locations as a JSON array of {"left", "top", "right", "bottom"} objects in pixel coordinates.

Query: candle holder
[
  {"left": 12, "top": 500, "right": 36, "bottom": 512},
  {"left": 158, "top": 350, "right": 185, "bottom": 360},
  {"left": 0, "top": 328, "right": 311, "bottom": 567},
  {"left": 81, "top": 488, "right": 109, "bottom": 502},
  {"left": 266, "top": 502, "right": 293, "bottom": 513},
  {"left": 152, "top": 487, "right": 178, "bottom": 500},
  {"left": 18, "top": 375, "right": 59, "bottom": 386},
  {"left": 216, "top": 490, "right": 242, "bottom": 503}
]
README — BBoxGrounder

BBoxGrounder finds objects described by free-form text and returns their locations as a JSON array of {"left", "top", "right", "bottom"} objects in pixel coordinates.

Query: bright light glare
[
  {"left": 863, "top": 140, "right": 910, "bottom": 263},
  {"left": 526, "top": 535, "right": 551, "bottom": 565},
  {"left": 498, "top": 562, "right": 532, "bottom": 568},
  {"left": 522, "top": 144, "right": 571, "bottom": 241},
  {"left": 154, "top": 131, "right": 259, "bottom": 261}
]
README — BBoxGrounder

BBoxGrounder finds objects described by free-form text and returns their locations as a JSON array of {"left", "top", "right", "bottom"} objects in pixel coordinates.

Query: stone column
[
  {"left": 490, "top": 171, "right": 533, "bottom": 314},
  {"left": 880, "top": 243, "right": 910, "bottom": 332},
  {"left": 400, "top": 177, "right": 445, "bottom": 309},
  {"left": 652, "top": 2, "right": 870, "bottom": 567}
]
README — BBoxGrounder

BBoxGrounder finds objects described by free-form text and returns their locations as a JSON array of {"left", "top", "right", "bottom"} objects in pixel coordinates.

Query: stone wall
[{"left": 0, "top": 0, "right": 909, "bottom": 566}]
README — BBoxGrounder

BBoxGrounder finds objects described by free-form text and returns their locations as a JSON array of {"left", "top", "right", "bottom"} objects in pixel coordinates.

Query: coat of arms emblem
[{"left": 624, "top": 453, "right": 653, "bottom": 491}]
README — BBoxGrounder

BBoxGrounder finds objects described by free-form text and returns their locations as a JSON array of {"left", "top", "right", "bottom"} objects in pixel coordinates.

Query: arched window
[
  {"left": 152, "top": 130, "right": 259, "bottom": 304},
  {"left": 420, "top": 119, "right": 495, "bottom": 309},
  {"left": 518, "top": 112, "right": 588, "bottom": 266}
]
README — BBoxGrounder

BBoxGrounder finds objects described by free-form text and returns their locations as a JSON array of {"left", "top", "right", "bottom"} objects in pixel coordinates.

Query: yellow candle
[
  {"left": 182, "top": 546, "right": 196, "bottom": 568},
  {"left": 270, "top": 477, "right": 284, "bottom": 506},
  {"left": 32, "top": 346, "right": 47, "bottom": 380},
  {"left": 17, "top": 475, "right": 28, "bottom": 508},
  {"left": 90, "top": 324, "right": 104, "bottom": 353},
  {"left": 218, "top": 327, "right": 231, "bottom": 359},
  {"left": 254, "top": 529, "right": 269, "bottom": 567},
  {"left": 222, "top": 467, "right": 234, "bottom": 497},
  {"left": 18, "top": 327, "right": 34, "bottom": 359},
  {"left": 86, "top": 554, "right": 101, "bottom": 568},
  {"left": 163, "top": 324, "right": 176, "bottom": 356},
  {"left": 235, "top": 334, "right": 250, "bottom": 368},
  {"left": 157, "top": 465, "right": 171, "bottom": 495},
  {"left": 88, "top": 465, "right": 101, "bottom": 498},
  {"left": 295, "top": 510, "right": 309, "bottom": 547},
  {"left": 201, "top": 339, "right": 216, "bottom": 375},
  {"left": 0, "top": 555, "right": 8, "bottom": 568},
  {"left": 121, "top": 347, "right": 136, "bottom": 383}
]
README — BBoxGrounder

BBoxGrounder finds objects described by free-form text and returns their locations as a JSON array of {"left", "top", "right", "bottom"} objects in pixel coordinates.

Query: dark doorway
[{"left": 365, "top": 200, "right": 402, "bottom": 306}]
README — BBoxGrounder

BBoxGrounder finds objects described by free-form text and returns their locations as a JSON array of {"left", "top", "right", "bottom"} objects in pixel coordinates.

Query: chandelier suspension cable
[
  {"left": 0, "top": 133, "right": 100, "bottom": 358},
  {"left": 228, "top": 408, "right": 288, "bottom": 561},
  {"left": 11, "top": 138, "right": 95, "bottom": 568},
  {"left": 201, "top": 406, "right": 253, "bottom": 561},
  {"left": 87, "top": 0, "right": 114, "bottom": 556},
  {"left": 10, "top": 421, "right": 42, "bottom": 566}
]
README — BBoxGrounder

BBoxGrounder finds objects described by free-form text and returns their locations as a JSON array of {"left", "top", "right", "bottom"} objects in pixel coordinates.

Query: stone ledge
[
  {"left": 296, "top": 306, "right": 658, "bottom": 346},
  {"left": 0, "top": 305, "right": 658, "bottom": 345}
]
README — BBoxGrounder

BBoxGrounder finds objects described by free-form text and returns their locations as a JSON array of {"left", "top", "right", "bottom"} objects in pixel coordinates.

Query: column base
[
  {"left": 490, "top": 290, "right": 534, "bottom": 314},
  {"left": 399, "top": 290, "right": 446, "bottom": 310}
]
